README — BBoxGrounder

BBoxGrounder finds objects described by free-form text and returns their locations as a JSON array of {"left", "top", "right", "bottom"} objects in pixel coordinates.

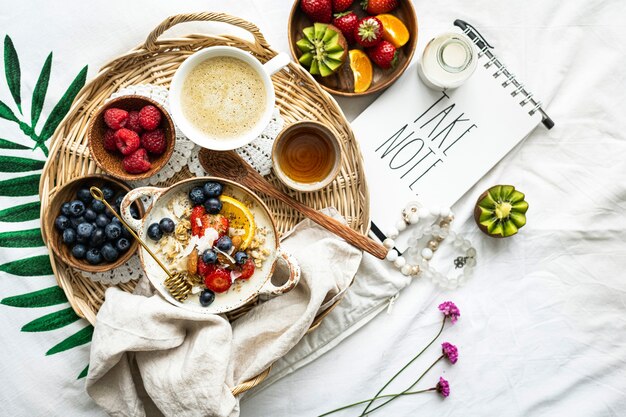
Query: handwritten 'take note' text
[{"left": 375, "top": 91, "right": 478, "bottom": 194}]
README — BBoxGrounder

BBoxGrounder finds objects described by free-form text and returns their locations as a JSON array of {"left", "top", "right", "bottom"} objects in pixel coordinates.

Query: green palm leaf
[
  {"left": 0, "top": 228, "right": 44, "bottom": 247},
  {"left": 3, "top": 35, "right": 21, "bottom": 113},
  {"left": 0, "top": 174, "right": 40, "bottom": 196},
  {"left": 0, "top": 99, "right": 18, "bottom": 122},
  {"left": 31, "top": 52, "right": 52, "bottom": 127},
  {"left": 46, "top": 325, "right": 93, "bottom": 355},
  {"left": 21, "top": 307, "right": 80, "bottom": 332},
  {"left": 77, "top": 364, "right": 89, "bottom": 379},
  {"left": 0, "top": 155, "right": 44, "bottom": 173},
  {"left": 39, "top": 65, "right": 87, "bottom": 141},
  {"left": 0, "top": 138, "right": 29, "bottom": 150},
  {"left": 1, "top": 285, "right": 67, "bottom": 308},
  {"left": 0, "top": 201, "right": 40, "bottom": 222},
  {"left": 0, "top": 254, "right": 52, "bottom": 276}
]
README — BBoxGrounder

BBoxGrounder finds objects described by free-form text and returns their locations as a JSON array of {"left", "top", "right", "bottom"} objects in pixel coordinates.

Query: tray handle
[{"left": 144, "top": 12, "right": 270, "bottom": 52}]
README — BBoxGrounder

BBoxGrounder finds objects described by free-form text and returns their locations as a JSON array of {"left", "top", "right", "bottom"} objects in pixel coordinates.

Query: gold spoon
[{"left": 90, "top": 186, "right": 194, "bottom": 302}]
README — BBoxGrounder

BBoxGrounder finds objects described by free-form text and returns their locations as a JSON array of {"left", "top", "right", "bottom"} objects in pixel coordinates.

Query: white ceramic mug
[{"left": 169, "top": 46, "right": 290, "bottom": 151}]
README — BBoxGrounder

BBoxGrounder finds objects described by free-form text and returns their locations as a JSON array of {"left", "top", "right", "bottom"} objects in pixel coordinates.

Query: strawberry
[
  {"left": 332, "top": 0, "right": 353, "bottom": 12},
  {"left": 103, "top": 108, "right": 128, "bottom": 130},
  {"left": 197, "top": 257, "right": 216, "bottom": 277},
  {"left": 205, "top": 268, "right": 232, "bottom": 293},
  {"left": 300, "top": 0, "right": 332, "bottom": 23},
  {"left": 361, "top": 0, "right": 397, "bottom": 14},
  {"left": 138, "top": 105, "right": 162, "bottom": 130},
  {"left": 103, "top": 129, "right": 117, "bottom": 152},
  {"left": 191, "top": 206, "right": 207, "bottom": 237},
  {"left": 122, "top": 148, "right": 151, "bottom": 174},
  {"left": 206, "top": 214, "right": 229, "bottom": 237},
  {"left": 354, "top": 16, "right": 383, "bottom": 47},
  {"left": 126, "top": 110, "right": 143, "bottom": 134},
  {"left": 367, "top": 40, "right": 398, "bottom": 69},
  {"left": 141, "top": 129, "right": 167, "bottom": 154},
  {"left": 238, "top": 258, "right": 255, "bottom": 280},
  {"left": 114, "top": 128, "right": 140, "bottom": 155},
  {"left": 333, "top": 11, "right": 358, "bottom": 44}
]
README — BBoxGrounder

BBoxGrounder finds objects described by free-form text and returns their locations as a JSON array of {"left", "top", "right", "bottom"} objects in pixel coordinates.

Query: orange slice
[
  {"left": 220, "top": 196, "right": 256, "bottom": 249},
  {"left": 349, "top": 50, "right": 373, "bottom": 93},
  {"left": 377, "top": 14, "right": 410, "bottom": 48}
]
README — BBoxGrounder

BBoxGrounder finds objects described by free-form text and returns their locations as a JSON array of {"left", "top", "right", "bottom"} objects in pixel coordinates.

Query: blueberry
[
  {"left": 69, "top": 200, "right": 85, "bottom": 217},
  {"left": 204, "top": 198, "right": 222, "bottom": 214},
  {"left": 130, "top": 205, "right": 140, "bottom": 220},
  {"left": 159, "top": 218, "right": 175, "bottom": 234},
  {"left": 55, "top": 215, "right": 71, "bottom": 231},
  {"left": 105, "top": 222, "right": 122, "bottom": 241},
  {"left": 62, "top": 228, "right": 76, "bottom": 244},
  {"left": 202, "top": 250, "right": 218, "bottom": 264},
  {"left": 147, "top": 223, "right": 163, "bottom": 241},
  {"left": 203, "top": 182, "right": 223, "bottom": 198},
  {"left": 199, "top": 289, "right": 215, "bottom": 307},
  {"left": 72, "top": 244, "right": 87, "bottom": 259},
  {"left": 91, "top": 200, "right": 106, "bottom": 213},
  {"left": 216, "top": 236, "right": 232, "bottom": 252},
  {"left": 61, "top": 202, "right": 71, "bottom": 216},
  {"left": 85, "top": 248, "right": 103, "bottom": 265},
  {"left": 70, "top": 216, "right": 86, "bottom": 228},
  {"left": 76, "top": 188, "right": 93, "bottom": 204},
  {"left": 115, "top": 237, "right": 131, "bottom": 252},
  {"left": 101, "top": 243, "right": 119, "bottom": 262},
  {"left": 95, "top": 214, "right": 110, "bottom": 228},
  {"left": 84, "top": 208, "right": 97, "bottom": 221},
  {"left": 189, "top": 186, "right": 206, "bottom": 206},
  {"left": 101, "top": 186, "right": 115, "bottom": 201},
  {"left": 114, "top": 194, "right": 125, "bottom": 207},
  {"left": 90, "top": 227, "right": 106, "bottom": 247},
  {"left": 234, "top": 251, "right": 248, "bottom": 265},
  {"left": 76, "top": 222, "right": 94, "bottom": 239}
]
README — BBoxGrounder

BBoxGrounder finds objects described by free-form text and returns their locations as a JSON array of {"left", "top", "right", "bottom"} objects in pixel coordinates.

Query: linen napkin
[{"left": 85, "top": 209, "right": 362, "bottom": 417}]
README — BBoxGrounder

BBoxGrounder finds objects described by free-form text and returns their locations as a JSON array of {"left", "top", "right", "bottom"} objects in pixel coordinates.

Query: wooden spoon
[{"left": 199, "top": 150, "right": 387, "bottom": 260}]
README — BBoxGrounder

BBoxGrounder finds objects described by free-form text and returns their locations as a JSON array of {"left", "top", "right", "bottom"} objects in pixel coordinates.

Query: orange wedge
[
  {"left": 220, "top": 195, "right": 256, "bottom": 249},
  {"left": 349, "top": 50, "right": 373, "bottom": 93},
  {"left": 377, "top": 14, "right": 410, "bottom": 48}
]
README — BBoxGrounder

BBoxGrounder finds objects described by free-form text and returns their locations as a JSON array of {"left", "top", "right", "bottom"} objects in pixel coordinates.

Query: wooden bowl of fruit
[
  {"left": 43, "top": 174, "right": 144, "bottom": 273},
  {"left": 288, "top": 0, "right": 417, "bottom": 96},
  {"left": 88, "top": 95, "right": 175, "bottom": 181}
]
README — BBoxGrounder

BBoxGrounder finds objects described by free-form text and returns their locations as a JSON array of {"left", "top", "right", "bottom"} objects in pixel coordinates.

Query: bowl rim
[
  {"left": 287, "top": 0, "right": 418, "bottom": 97},
  {"left": 87, "top": 95, "right": 176, "bottom": 181},
  {"left": 43, "top": 174, "right": 142, "bottom": 273}
]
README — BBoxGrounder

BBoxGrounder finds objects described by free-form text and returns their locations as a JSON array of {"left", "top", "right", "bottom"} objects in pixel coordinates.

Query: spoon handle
[{"left": 246, "top": 173, "right": 388, "bottom": 260}]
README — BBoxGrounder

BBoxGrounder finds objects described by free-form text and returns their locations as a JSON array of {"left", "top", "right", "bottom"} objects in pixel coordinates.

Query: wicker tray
[{"left": 39, "top": 12, "right": 369, "bottom": 395}]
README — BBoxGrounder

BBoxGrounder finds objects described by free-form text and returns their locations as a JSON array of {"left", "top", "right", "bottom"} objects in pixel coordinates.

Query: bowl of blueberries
[{"left": 43, "top": 174, "right": 143, "bottom": 272}]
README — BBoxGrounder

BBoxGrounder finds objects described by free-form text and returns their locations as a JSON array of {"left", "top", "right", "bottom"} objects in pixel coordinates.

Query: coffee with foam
[{"left": 181, "top": 56, "right": 266, "bottom": 139}]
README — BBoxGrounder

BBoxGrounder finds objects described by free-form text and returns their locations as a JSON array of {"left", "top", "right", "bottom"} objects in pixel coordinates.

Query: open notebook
[{"left": 351, "top": 22, "right": 552, "bottom": 250}]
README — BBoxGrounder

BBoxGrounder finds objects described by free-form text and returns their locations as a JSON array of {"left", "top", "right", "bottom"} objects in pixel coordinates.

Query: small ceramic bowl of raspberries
[
  {"left": 43, "top": 174, "right": 144, "bottom": 272},
  {"left": 88, "top": 95, "right": 175, "bottom": 181}
]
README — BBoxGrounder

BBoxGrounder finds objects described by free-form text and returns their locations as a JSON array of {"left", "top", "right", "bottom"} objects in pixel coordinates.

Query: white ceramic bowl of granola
[{"left": 120, "top": 177, "right": 300, "bottom": 314}]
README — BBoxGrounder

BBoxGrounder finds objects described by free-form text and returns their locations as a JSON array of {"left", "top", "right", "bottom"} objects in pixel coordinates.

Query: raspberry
[
  {"left": 114, "top": 128, "right": 140, "bottom": 155},
  {"left": 122, "top": 148, "right": 151, "bottom": 174},
  {"left": 103, "top": 129, "right": 117, "bottom": 152},
  {"left": 141, "top": 129, "right": 167, "bottom": 154},
  {"left": 126, "top": 111, "right": 143, "bottom": 133},
  {"left": 239, "top": 258, "right": 255, "bottom": 280},
  {"left": 103, "top": 108, "right": 128, "bottom": 129},
  {"left": 204, "top": 268, "right": 232, "bottom": 293},
  {"left": 138, "top": 105, "right": 162, "bottom": 130}
]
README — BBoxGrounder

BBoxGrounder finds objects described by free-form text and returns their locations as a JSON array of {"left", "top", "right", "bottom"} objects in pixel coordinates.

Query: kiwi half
[
  {"left": 474, "top": 185, "right": 529, "bottom": 238},
  {"left": 296, "top": 23, "right": 347, "bottom": 77}
]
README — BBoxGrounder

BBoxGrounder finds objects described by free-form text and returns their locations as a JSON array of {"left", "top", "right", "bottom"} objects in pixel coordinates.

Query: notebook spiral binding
[{"left": 454, "top": 19, "right": 555, "bottom": 129}]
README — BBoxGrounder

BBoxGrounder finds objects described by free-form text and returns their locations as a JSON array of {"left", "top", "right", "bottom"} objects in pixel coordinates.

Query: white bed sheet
[{"left": 1, "top": 0, "right": 625, "bottom": 416}]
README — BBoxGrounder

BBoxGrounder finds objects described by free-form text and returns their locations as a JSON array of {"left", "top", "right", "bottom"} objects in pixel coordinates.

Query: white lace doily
[{"left": 85, "top": 85, "right": 283, "bottom": 284}]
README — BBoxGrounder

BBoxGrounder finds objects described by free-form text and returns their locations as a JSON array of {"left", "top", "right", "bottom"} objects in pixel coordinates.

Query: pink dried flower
[
  {"left": 438, "top": 301, "right": 460, "bottom": 324},
  {"left": 436, "top": 377, "right": 450, "bottom": 398},
  {"left": 441, "top": 342, "right": 458, "bottom": 364}
]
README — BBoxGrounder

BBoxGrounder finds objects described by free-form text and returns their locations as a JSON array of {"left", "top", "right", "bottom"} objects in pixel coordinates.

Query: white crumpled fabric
[{"left": 85, "top": 210, "right": 362, "bottom": 417}]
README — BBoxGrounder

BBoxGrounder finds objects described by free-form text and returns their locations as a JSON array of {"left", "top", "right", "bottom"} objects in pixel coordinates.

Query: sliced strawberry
[
  {"left": 205, "top": 268, "right": 232, "bottom": 293},
  {"left": 239, "top": 258, "right": 255, "bottom": 280},
  {"left": 207, "top": 214, "right": 229, "bottom": 237},
  {"left": 190, "top": 206, "right": 206, "bottom": 237},
  {"left": 197, "top": 258, "right": 217, "bottom": 277}
]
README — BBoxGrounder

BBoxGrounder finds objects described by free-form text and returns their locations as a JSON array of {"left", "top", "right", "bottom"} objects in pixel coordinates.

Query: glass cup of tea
[{"left": 271, "top": 121, "right": 341, "bottom": 192}]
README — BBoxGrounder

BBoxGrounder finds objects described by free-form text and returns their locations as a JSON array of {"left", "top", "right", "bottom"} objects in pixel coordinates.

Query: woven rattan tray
[{"left": 39, "top": 12, "right": 369, "bottom": 394}]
